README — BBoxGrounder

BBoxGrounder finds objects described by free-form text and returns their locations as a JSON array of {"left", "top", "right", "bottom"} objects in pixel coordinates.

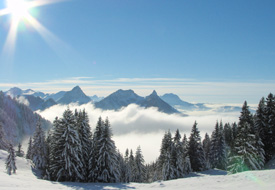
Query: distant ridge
[
  {"left": 57, "top": 86, "right": 91, "bottom": 105},
  {"left": 95, "top": 89, "right": 179, "bottom": 114}
]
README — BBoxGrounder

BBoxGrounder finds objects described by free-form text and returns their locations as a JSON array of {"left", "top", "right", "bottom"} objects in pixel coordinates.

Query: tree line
[{"left": 2, "top": 92, "right": 275, "bottom": 183}]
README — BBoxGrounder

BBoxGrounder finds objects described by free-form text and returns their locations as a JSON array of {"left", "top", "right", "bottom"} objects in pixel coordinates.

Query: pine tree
[
  {"left": 50, "top": 109, "right": 84, "bottom": 181},
  {"left": 159, "top": 130, "right": 176, "bottom": 180},
  {"left": 203, "top": 133, "right": 211, "bottom": 169},
  {"left": 224, "top": 123, "right": 233, "bottom": 147},
  {"left": 117, "top": 150, "right": 127, "bottom": 182},
  {"left": 255, "top": 97, "right": 266, "bottom": 144},
  {"left": 26, "top": 137, "right": 33, "bottom": 160},
  {"left": 129, "top": 149, "right": 136, "bottom": 182},
  {"left": 15, "top": 143, "right": 24, "bottom": 157},
  {"left": 89, "top": 116, "right": 104, "bottom": 182},
  {"left": 6, "top": 143, "right": 17, "bottom": 175},
  {"left": 124, "top": 149, "right": 131, "bottom": 183},
  {"left": 217, "top": 122, "right": 227, "bottom": 170},
  {"left": 48, "top": 117, "right": 64, "bottom": 181},
  {"left": 134, "top": 146, "right": 146, "bottom": 183},
  {"left": 264, "top": 93, "right": 275, "bottom": 161},
  {"left": 44, "top": 132, "right": 51, "bottom": 180},
  {"left": 239, "top": 101, "right": 254, "bottom": 127},
  {"left": 173, "top": 129, "right": 184, "bottom": 178},
  {"left": 228, "top": 101, "right": 263, "bottom": 174},
  {"left": 188, "top": 121, "right": 206, "bottom": 172},
  {"left": 32, "top": 120, "right": 46, "bottom": 171},
  {"left": 255, "top": 97, "right": 268, "bottom": 164},
  {"left": 76, "top": 109, "right": 92, "bottom": 180},
  {"left": 61, "top": 108, "right": 84, "bottom": 181},
  {"left": 182, "top": 134, "right": 192, "bottom": 174},
  {"left": 96, "top": 117, "right": 120, "bottom": 183},
  {"left": 231, "top": 122, "right": 238, "bottom": 145},
  {"left": 0, "top": 123, "right": 9, "bottom": 150}
]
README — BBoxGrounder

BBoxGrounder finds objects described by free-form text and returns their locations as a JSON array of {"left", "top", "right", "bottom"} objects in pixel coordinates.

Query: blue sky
[{"left": 0, "top": 0, "right": 275, "bottom": 103}]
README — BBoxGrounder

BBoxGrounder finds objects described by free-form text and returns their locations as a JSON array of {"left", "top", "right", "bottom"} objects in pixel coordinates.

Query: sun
[
  {"left": 0, "top": 0, "right": 68, "bottom": 62},
  {"left": 6, "top": 0, "right": 30, "bottom": 21}
]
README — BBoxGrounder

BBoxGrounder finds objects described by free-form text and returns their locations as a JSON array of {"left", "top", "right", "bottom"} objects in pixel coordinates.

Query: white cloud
[
  {"left": 15, "top": 96, "right": 30, "bottom": 107},
  {"left": 37, "top": 103, "right": 240, "bottom": 163}
]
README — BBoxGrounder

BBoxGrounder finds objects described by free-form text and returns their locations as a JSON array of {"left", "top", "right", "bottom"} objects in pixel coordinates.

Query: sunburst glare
[
  {"left": 0, "top": 0, "right": 68, "bottom": 63},
  {"left": 6, "top": 0, "right": 30, "bottom": 21}
]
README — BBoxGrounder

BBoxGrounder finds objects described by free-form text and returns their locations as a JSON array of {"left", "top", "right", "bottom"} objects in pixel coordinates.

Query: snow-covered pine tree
[
  {"left": 210, "top": 121, "right": 228, "bottom": 170},
  {"left": 51, "top": 109, "right": 84, "bottom": 181},
  {"left": 6, "top": 143, "right": 16, "bottom": 175},
  {"left": 44, "top": 132, "right": 51, "bottom": 179},
  {"left": 231, "top": 122, "right": 238, "bottom": 145},
  {"left": 224, "top": 123, "right": 233, "bottom": 147},
  {"left": 209, "top": 122, "right": 219, "bottom": 168},
  {"left": 182, "top": 134, "right": 192, "bottom": 174},
  {"left": 61, "top": 108, "right": 84, "bottom": 181},
  {"left": 26, "top": 137, "right": 33, "bottom": 160},
  {"left": 188, "top": 121, "right": 206, "bottom": 172},
  {"left": 15, "top": 143, "right": 24, "bottom": 157},
  {"left": 264, "top": 93, "right": 275, "bottom": 161},
  {"left": 129, "top": 149, "right": 136, "bottom": 182},
  {"left": 202, "top": 133, "right": 211, "bottom": 169},
  {"left": 76, "top": 109, "right": 92, "bottom": 180},
  {"left": 217, "top": 122, "right": 227, "bottom": 170},
  {"left": 173, "top": 129, "right": 184, "bottom": 178},
  {"left": 124, "top": 148, "right": 131, "bottom": 183},
  {"left": 134, "top": 146, "right": 146, "bottom": 183},
  {"left": 255, "top": 97, "right": 267, "bottom": 165},
  {"left": 0, "top": 123, "right": 9, "bottom": 150},
  {"left": 88, "top": 116, "right": 104, "bottom": 182},
  {"left": 48, "top": 117, "right": 64, "bottom": 181},
  {"left": 159, "top": 130, "right": 176, "bottom": 180},
  {"left": 117, "top": 150, "right": 127, "bottom": 182},
  {"left": 255, "top": 98, "right": 266, "bottom": 146},
  {"left": 255, "top": 131, "right": 265, "bottom": 170},
  {"left": 32, "top": 120, "right": 46, "bottom": 171},
  {"left": 228, "top": 101, "right": 263, "bottom": 174},
  {"left": 96, "top": 117, "right": 120, "bottom": 183}
]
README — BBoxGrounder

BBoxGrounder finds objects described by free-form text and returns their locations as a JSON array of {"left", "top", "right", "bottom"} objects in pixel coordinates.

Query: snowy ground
[{"left": 1, "top": 150, "right": 275, "bottom": 190}]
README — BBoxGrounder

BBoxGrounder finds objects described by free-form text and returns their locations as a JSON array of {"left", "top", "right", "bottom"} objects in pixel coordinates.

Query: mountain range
[
  {"left": 95, "top": 89, "right": 179, "bottom": 114},
  {"left": 3, "top": 86, "right": 243, "bottom": 114}
]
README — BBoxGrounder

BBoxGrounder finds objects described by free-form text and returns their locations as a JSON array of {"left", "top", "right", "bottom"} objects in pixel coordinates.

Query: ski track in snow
[{"left": 0, "top": 150, "right": 275, "bottom": 190}]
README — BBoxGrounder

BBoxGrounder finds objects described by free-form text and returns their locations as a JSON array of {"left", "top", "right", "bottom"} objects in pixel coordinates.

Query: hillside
[
  {"left": 0, "top": 149, "right": 274, "bottom": 190},
  {"left": 0, "top": 92, "right": 51, "bottom": 144}
]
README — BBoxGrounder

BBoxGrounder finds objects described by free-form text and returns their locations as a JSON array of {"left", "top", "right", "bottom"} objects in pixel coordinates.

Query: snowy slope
[{"left": 1, "top": 149, "right": 275, "bottom": 190}]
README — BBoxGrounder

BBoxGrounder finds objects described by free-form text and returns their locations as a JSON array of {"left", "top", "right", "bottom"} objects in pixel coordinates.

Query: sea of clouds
[{"left": 37, "top": 103, "right": 240, "bottom": 163}]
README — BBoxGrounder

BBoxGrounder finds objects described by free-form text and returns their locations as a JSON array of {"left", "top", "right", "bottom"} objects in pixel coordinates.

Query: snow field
[{"left": 1, "top": 150, "right": 275, "bottom": 190}]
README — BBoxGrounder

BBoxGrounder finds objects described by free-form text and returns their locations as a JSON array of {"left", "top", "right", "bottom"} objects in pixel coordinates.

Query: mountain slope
[
  {"left": 160, "top": 93, "right": 209, "bottom": 111},
  {"left": 0, "top": 149, "right": 274, "bottom": 190},
  {"left": 45, "top": 91, "right": 66, "bottom": 102},
  {"left": 0, "top": 92, "right": 51, "bottom": 144},
  {"left": 141, "top": 91, "right": 179, "bottom": 114},
  {"left": 57, "top": 86, "right": 91, "bottom": 105},
  {"left": 95, "top": 89, "right": 144, "bottom": 110}
]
